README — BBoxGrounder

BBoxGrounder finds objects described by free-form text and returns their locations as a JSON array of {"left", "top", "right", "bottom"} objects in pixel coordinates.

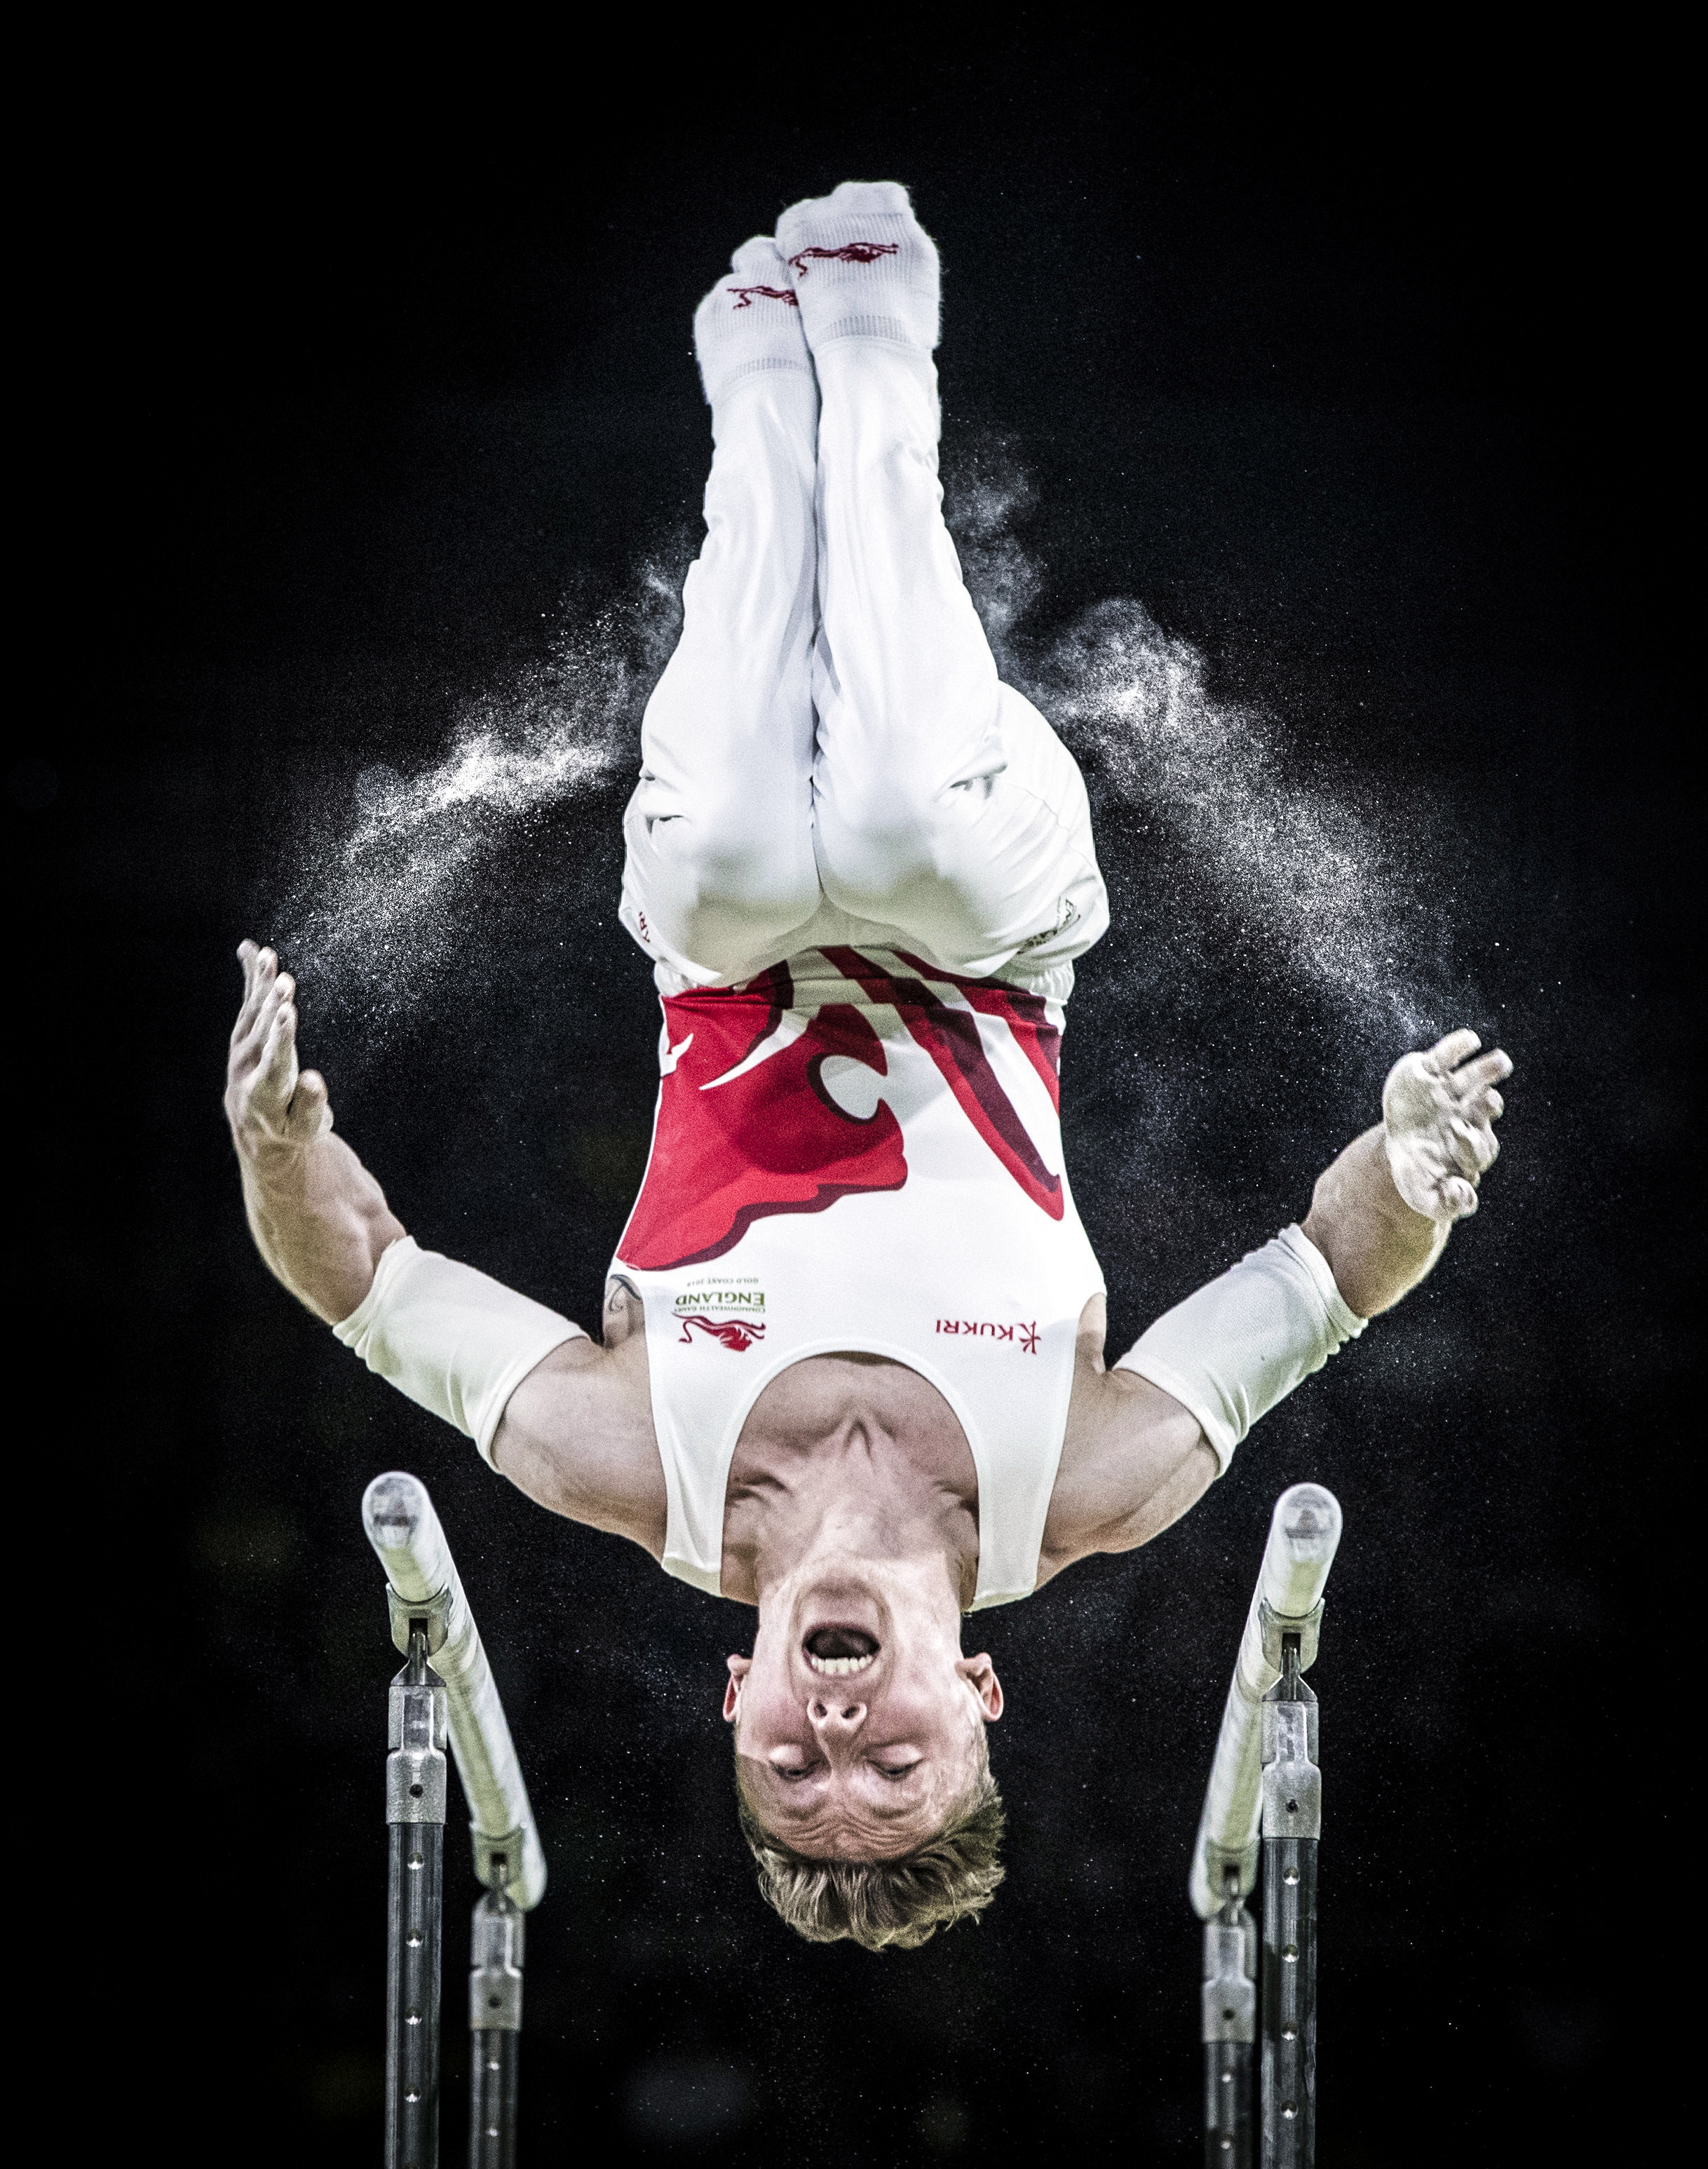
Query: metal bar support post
[
  {"left": 366, "top": 1473, "right": 545, "bottom": 2166},
  {"left": 1188, "top": 1487, "right": 1340, "bottom": 2168},
  {"left": 1261, "top": 1636, "right": 1320, "bottom": 2168},
  {"left": 468, "top": 1879, "right": 524, "bottom": 2169},
  {"left": 1202, "top": 1871, "right": 1256, "bottom": 2168},
  {"left": 388, "top": 1625, "right": 449, "bottom": 2169}
]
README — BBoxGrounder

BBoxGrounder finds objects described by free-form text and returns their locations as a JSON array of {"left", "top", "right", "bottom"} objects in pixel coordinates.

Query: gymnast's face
[{"left": 723, "top": 1567, "right": 1002, "bottom": 1860}]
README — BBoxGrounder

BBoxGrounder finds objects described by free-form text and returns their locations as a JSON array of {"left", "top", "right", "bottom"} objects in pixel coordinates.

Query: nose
[{"left": 808, "top": 1696, "right": 867, "bottom": 1734}]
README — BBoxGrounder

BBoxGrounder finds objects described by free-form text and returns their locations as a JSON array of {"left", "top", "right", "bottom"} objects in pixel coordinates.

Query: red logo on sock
[
  {"left": 787, "top": 243, "right": 900, "bottom": 278},
  {"left": 727, "top": 284, "right": 799, "bottom": 309}
]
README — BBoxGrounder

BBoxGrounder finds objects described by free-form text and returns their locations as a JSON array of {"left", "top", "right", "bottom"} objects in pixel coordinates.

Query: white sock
[
  {"left": 693, "top": 236, "right": 813, "bottom": 407},
  {"left": 775, "top": 180, "right": 940, "bottom": 355}
]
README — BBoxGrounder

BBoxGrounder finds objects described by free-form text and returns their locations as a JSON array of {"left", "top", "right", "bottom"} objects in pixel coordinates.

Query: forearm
[
  {"left": 1301, "top": 1123, "right": 1447, "bottom": 1318},
  {"left": 1090, "top": 1034, "right": 1507, "bottom": 1525},
  {"left": 238, "top": 1133, "right": 405, "bottom": 1324}
]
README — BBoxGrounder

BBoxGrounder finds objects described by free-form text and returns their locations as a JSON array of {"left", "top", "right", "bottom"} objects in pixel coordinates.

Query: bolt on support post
[
  {"left": 467, "top": 1877, "right": 524, "bottom": 2169},
  {"left": 1261, "top": 1634, "right": 1320, "bottom": 2169},
  {"left": 387, "top": 1626, "right": 449, "bottom": 2169},
  {"left": 1202, "top": 1870, "right": 1256, "bottom": 2168}
]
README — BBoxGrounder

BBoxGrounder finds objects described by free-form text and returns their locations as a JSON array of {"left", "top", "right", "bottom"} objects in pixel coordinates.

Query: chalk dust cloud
[
  {"left": 947, "top": 449, "right": 1463, "bottom": 1061},
  {"left": 273, "top": 450, "right": 1467, "bottom": 1084}
]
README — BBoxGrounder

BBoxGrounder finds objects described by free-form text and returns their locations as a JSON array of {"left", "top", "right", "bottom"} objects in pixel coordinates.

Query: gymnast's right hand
[
  {"left": 224, "top": 942, "right": 403, "bottom": 1320},
  {"left": 224, "top": 940, "right": 332, "bottom": 1152}
]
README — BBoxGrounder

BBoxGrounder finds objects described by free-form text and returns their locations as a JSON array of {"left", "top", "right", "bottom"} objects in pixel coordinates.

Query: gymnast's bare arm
[
  {"left": 224, "top": 942, "right": 667, "bottom": 1549},
  {"left": 1039, "top": 1030, "right": 1512, "bottom": 1581}
]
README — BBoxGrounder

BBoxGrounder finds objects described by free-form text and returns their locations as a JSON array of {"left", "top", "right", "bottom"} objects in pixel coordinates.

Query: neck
[{"left": 720, "top": 1436, "right": 978, "bottom": 1613}]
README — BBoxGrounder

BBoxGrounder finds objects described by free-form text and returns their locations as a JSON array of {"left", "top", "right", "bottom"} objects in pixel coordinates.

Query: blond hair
[{"left": 733, "top": 1734, "right": 1006, "bottom": 1951}]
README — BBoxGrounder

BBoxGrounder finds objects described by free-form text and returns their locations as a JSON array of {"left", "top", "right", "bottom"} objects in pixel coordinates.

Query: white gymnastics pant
[{"left": 618, "top": 340, "right": 1110, "bottom": 993}]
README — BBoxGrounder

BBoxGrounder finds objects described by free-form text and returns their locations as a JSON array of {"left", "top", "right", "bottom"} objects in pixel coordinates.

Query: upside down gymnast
[{"left": 225, "top": 183, "right": 1511, "bottom": 1950}]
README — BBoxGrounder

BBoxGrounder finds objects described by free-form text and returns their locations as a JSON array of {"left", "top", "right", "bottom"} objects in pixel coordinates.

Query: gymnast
[{"left": 224, "top": 183, "right": 1510, "bottom": 1950}]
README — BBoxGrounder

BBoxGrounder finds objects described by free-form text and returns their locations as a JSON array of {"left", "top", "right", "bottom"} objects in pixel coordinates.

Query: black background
[{"left": 31, "top": 18, "right": 1690, "bottom": 2165}]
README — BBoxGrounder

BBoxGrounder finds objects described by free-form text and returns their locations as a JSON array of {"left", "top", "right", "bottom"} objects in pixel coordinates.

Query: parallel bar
[
  {"left": 1188, "top": 1486, "right": 1342, "bottom": 1920},
  {"left": 387, "top": 1630, "right": 447, "bottom": 2169},
  {"left": 363, "top": 1473, "right": 548, "bottom": 1911}
]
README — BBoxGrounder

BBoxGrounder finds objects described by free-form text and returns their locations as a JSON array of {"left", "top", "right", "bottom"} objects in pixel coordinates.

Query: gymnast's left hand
[{"left": 1382, "top": 1029, "right": 1512, "bottom": 1222}]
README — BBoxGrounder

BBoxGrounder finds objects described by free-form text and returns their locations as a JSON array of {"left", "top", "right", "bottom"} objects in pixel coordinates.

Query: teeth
[{"left": 806, "top": 1652, "right": 875, "bottom": 1677}]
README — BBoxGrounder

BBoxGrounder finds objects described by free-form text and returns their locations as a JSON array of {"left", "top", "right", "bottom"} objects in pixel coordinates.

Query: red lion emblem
[
  {"left": 677, "top": 1315, "right": 766, "bottom": 1351},
  {"left": 726, "top": 284, "right": 799, "bottom": 309},
  {"left": 615, "top": 952, "right": 1063, "bottom": 1274},
  {"left": 786, "top": 242, "right": 900, "bottom": 278},
  {"left": 618, "top": 963, "right": 907, "bottom": 1273}
]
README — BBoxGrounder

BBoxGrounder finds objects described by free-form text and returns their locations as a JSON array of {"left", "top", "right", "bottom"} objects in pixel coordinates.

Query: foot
[
  {"left": 693, "top": 236, "right": 813, "bottom": 407},
  {"left": 775, "top": 181, "right": 940, "bottom": 354},
  {"left": 1382, "top": 1030, "right": 1512, "bottom": 1222}
]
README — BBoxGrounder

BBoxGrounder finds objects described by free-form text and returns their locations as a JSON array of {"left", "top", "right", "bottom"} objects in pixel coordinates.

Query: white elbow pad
[
  {"left": 1113, "top": 1225, "right": 1365, "bottom": 1476},
  {"left": 333, "top": 1236, "right": 587, "bottom": 1467}
]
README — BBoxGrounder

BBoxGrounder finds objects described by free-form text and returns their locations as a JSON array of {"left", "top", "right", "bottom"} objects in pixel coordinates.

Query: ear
[
  {"left": 722, "top": 1652, "right": 751, "bottom": 1723},
  {"left": 957, "top": 1652, "right": 1004, "bottom": 1721}
]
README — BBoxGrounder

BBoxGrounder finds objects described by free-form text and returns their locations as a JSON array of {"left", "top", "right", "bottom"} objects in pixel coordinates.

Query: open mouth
[{"left": 803, "top": 1626, "right": 879, "bottom": 1678}]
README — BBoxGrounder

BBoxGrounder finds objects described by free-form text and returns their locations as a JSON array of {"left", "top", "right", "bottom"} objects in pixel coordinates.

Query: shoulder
[{"left": 489, "top": 1276, "right": 667, "bottom": 1558}]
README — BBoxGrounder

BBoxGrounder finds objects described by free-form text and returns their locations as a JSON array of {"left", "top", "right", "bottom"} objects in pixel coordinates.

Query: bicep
[
  {"left": 1048, "top": 1365, "right": 1219, "bottom": 1564},
  {"left": 489, "top": 1337, "right": 667, "bottom": 1555}
]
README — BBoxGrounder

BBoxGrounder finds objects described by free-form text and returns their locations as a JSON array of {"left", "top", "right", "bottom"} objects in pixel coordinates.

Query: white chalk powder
[
  {"left": 274, "top": 554, "right": 688, "bottom": 1036},
  {"left": 945, "top": 449, "right": 1465, "bottom": 1060},
  {"left": 276, "top": 455, "right": 1465, "bottom": 1074}
]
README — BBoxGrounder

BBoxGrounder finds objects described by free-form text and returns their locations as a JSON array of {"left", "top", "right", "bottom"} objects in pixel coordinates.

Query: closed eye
[{"left": 769, "top": 1759, "right": 919, "bottom": 1783}]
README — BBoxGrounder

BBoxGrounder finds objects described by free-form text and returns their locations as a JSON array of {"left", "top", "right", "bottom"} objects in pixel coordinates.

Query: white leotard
[{"left": 612, "top": 942, "right": 1103, "bottom": 1609}]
